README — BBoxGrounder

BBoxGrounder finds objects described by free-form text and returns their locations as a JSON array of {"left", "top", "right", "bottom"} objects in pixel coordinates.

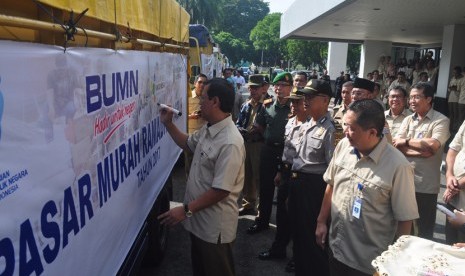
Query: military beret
[{"left": 273, "top": 72, "right": 293, "bottom": 85}]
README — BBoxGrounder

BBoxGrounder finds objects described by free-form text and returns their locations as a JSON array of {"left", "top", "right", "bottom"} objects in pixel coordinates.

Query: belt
[
  {"left": 265, "top": 141, "right": 284, "bottom": 147},
  {"left": 290, "top": 171, "right": 322, "bottom": 179}
]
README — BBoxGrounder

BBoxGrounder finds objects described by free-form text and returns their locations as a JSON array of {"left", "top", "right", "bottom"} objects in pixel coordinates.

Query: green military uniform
[{"left": 251, "top": 72, "right": 292, "bottom": 230}]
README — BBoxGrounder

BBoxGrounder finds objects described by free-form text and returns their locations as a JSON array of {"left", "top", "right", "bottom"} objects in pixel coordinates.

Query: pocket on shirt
[{"left": 307, "top": 137, "right": 323, "bottom": 149}]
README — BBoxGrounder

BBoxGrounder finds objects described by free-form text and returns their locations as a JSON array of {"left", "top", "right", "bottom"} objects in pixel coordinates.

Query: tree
[
  {"left": 285, "top": 40, "right": 328, "bottom": 70},
  {"left": 347, "top": 44, "right": 361, "bottom": 73},
  {"left": 216, "top": 0, "right": 269, "bottom": 41},
  {"left": 250, "top": 13, "right": 284, "bottom": 66},
  {"left": 177, "top": 0, "right": 225, "bottom": 27},
  {"left": 213, "top": 31, "right": 250, "bottom": 66}
]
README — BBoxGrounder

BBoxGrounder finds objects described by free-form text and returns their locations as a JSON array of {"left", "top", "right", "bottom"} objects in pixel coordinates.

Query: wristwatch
[
  {"left": 184, "top": 203, "right": 193, "bottom": 218},
  {"left": 406, "top": 138, "right": 410, "bottom": 146}
]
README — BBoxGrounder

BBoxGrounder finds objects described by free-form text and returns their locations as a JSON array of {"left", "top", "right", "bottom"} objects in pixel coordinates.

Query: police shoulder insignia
[
  {"left": 263, "top": 98, "right": 273, "bottom": 106},
  {"left": 316, "top": 126, "right": 325, "bottom": 137}
]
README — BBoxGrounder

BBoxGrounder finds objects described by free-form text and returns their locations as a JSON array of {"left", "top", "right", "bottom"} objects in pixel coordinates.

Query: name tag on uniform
[{"left": 352, "top": 197, "right": 362, "bottom": 219}]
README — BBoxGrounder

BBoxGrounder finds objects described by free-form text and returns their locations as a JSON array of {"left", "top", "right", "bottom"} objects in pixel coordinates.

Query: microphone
[{"left": 157, "top": 103, "right": 182, "bottom": 116}]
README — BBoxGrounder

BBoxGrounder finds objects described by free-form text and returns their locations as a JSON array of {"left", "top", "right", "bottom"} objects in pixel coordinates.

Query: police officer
[
  {"left": 288, "top": 79, "right": 335, "bottom": 276},
  {"left": 247, "top": 72, "right": 292, "bottom": 234},
  {"left": 258, "top": 87, "right": 307, "bottom": 272}
]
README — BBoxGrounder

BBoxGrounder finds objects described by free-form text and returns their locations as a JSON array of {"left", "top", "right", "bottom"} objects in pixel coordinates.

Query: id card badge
[{"left": 352, "top": 197, "right": 362, "bottom": 219}]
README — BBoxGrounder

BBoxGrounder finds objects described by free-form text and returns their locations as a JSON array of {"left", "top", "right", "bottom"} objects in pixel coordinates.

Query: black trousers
[
  {"left": 270, "top": 168, "right": 291, "bottom": 252},
  {"left": 328, "top": 248, "right": 371, "bottom": 276},
  {"left": 288, "top": 172, "right": 329, "bottom": 276},
  {"left": 415, "top": 192, "right": 437, "bottom": 240},
  {"left": 257, "top": 144, "right": 283, "bottom": 226},
  {"left": 334, "top": 89, "right": 342, "bottom": 106}
]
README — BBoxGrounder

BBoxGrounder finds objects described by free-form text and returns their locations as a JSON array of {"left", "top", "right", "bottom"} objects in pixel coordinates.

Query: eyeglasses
[
  {"left": 409, "top": 95, "right": 425, "bottom": 101},
  {"left": 388, "top": 95, "right": 404, "bottom": 99}
]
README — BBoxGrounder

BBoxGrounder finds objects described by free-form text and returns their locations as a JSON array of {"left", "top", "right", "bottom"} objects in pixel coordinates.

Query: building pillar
[
  {"left": 359, "top": 40, "right": 392, "bottom": 79},
  {"left": 327, "top": 42, "right": 348, "bottom": 79},
  {"left": 437, "top": 25, "right": 465, "bottom": 101}
]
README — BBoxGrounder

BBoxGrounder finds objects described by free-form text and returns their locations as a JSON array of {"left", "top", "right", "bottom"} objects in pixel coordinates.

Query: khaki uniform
[
  {"left": 185, "top": 90, "right": 207, "bottom": 176},
  {"left": 188, "top": 90, "right": 206, "bottom": 134},
  {"left": 396, "top": 108, "right": 450, "bottom": 194},
  {"left": 236, "top": 99, "right": 264, "bottom": 210},
  {"left": 396, "top": 108, "right": 450, "bottom": 239},
  {"left": 332, "top": 104, "right": 347, "bottom": 127},
  {"left": 184, "top": 116, "right": 245, "bottom": 244},
  {"left": 446, "top": 121, "right": 465, "bottom": 244},
  {"left": 324, "top": 137, "right": 418, "bottom": 274},
  {"left": 448, "top": 75, "right": 465, "bottom": 132},
  {"left": 384, "top": 108, "right": 412, "bottom": 138}
]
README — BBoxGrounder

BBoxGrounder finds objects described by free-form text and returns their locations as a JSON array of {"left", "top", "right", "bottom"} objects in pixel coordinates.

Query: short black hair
[
  {"left": 397, "top": 71, "right": 406, "bottom": 77},
  {"left": 205, "top": 78, "right": 235, "bottom": 113},
  {"left": 195, "top": 73, "right": 208, "bottom": 82},
  {"left": 411, "top": 82, "right": 434, "bottom": 100},
  {"left": 348, "top": 99, "right": 385, "bottom": 137},
  {"left": 389, "top": 86, "right": 407, "bottom": 97},
  {"left": 454, "top": 66, "right": 463, "bottom": 74},
  {"left": 295, "top": 71, "right": 308, "bottom": 81}
]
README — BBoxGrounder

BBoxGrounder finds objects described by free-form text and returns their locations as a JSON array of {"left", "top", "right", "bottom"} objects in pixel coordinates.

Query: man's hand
[
  {"left": 315, "top": 221, "right": 328, "bottom": 249},
  {"left": 447, "top": 210, "right": 465, "bottom": 228},
  {"left": 446, "top": 175, "right": 461, "bottom": 193},
  {"left": 392, "top": 138, "right": 407, "bottom": 148},
  {"left": 157, "top": 206, "right": 186, "bottom": 226},
  {"left": 159, "top": 105, "right": 174, "bottom": 125},
  {"left": 443, "top": 188, "right": 459, "bottom": 203}
]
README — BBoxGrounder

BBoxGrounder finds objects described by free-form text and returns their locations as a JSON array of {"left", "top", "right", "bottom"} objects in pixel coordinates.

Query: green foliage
[
  {"left": 250, "top": 13, "right": 284, "bottom": 66},
  {"left": 177, "top": 0, "right": 226, "bottom": 27},
  {"left": 285, "top": 40, "right": 328, "bottom": 69},
  {"left": 216, "top": 0, "right": 269, "bottom": 41},
  {"left": 213, "top": 31, "right": 250, "bottom": 65},
  {"left": 347, "top": 44, "right": 361, "bottom": 73}
]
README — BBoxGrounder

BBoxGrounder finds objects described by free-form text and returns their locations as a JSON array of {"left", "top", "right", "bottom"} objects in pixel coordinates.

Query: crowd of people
[{"left": 157, "top": 64, "right": 465, "bottom": 275}]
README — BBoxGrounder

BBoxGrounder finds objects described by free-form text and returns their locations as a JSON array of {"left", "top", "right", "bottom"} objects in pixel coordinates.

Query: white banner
[
  {"left": 0, "top": 41, "right": 186, "bottom": 276},
  {"left": 201, "top": 53, "right": 223, "bottom": 79}
]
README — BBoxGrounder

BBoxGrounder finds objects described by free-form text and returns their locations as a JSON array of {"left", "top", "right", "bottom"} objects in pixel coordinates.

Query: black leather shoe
[
  {"left": 285, "top": 259, "right": 295, "bottom": 273},
  {"left": 239, "top": 208, "right": 257, "bottom": 216},
  {"left": 258, "top": 249, "right": 286, "bottom": 260},
  {"left": 246, "top": 223, "right": 269, "bottom": 234}
]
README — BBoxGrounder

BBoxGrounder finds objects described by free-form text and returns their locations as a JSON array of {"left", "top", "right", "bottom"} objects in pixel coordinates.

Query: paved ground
[
  {"left": 139, "top": 161, "right": 449, "bottom": 276},
  {"left": 139, "top": 85, "right": 449, "bottom": 275}
]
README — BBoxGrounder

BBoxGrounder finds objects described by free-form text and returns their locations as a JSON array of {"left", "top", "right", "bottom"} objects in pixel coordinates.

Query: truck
[
  {"left": 189, "top": 24, "right": 225, "bottom": 84},
  {"left": 0, "top": 0, "right": 189, "bottom": 275}
]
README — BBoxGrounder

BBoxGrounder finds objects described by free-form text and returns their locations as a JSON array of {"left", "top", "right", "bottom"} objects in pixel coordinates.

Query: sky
[{"left": 266, "top": 0, "right": 293, "bottom": 13}]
